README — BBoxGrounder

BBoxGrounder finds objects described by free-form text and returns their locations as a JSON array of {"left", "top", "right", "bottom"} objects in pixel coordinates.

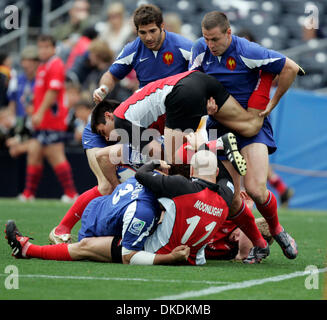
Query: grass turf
[{"left": 0, "top": 198, "right": 326, "bottom": 300}]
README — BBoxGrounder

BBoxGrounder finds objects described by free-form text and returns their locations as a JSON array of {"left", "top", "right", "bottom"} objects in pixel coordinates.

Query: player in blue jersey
[
  {"left": 48, "top": 5, "right": 194, "bottom": 244},
  {"left": 189, "top": 11, "right": 299, "bottom": 261},
  {"left": 93, "top": 4, "right": 193, "bottom": 103}
]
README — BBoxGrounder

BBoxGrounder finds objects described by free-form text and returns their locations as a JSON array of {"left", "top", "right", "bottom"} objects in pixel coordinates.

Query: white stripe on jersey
[
  {"left": 189, "top": 52, "right": 205, "bottom": 70},
  {"left": 240, "top": 56, "right": 282, "bottom": 69},
  {"left": 195, "top": 244, "right": 207, "bottom": 265},
  {"left": 122, "top": 201, "right": 137, "bottom": 239},
  {"left": 113, "top": 52, "right": 136, "bottom": 66},
  {"left": 124, "top": 85, "right": 174, "bottom": 128},
  {"left": 179, "top": 48, "right": 191, "bottom": 61},
  {"left": 144, "top": 198, "right": 176, "bottom": 253}
]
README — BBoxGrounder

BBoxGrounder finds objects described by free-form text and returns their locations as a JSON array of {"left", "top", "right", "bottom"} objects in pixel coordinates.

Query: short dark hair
[
  {"left": 90, "top": 99, "right": 120, "bottom": 133},
  {"left": 201, "top": 11, "right": 230, "bottom": 33},
  {"left": 133, "top": 4, "right": 163, "bottom": 30},
  {"left": 37, "top": 34, "right": 56, "bottom": 47}
]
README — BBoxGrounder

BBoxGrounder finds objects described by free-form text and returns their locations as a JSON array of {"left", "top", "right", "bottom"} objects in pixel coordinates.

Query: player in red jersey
[
  {"left": 6, "top": 149, "right": 236, "bottom": 265},
  {"left": 19, "top": 35, "right": 77, "bottom": 202}
]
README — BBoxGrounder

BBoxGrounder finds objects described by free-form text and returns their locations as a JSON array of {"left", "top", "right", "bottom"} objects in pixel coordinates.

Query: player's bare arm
[
  {"left": 32, "top": 89, "right": 58, "bottom": 127},
  {"left": 259, "top": 57, "right": 299, "bottom": 117},
  {"left": 93, "top": 71, "right": 120, "bottom": 103},
  {"left": 95, "top": 145, "right": 122, "bottom": 190},
  {"left": 122, "top": 245, "right": 190, "bottom": 265}
]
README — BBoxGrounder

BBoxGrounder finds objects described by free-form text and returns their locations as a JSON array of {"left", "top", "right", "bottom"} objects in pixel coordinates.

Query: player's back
[
  {"left": 84, "top": 177, "right": 157, "bottom": 237},
  {"left": 144, "top": 185, "right": 230, "bottom": 265}
]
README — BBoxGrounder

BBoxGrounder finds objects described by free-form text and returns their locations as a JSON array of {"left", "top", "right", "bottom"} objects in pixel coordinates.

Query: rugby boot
[
  {"left": 5, "top": 220, "right": 32, "bottom": 258},
  {"left": 222, "top": 132, "right": 247, "bottom": 176},
  {"left": 243, "top": 243, "right": 270, "bottom": 264},
  {"left": 49, "top": 226, "right": 72, "bottom": 244},
  {"left": 273, "top": 229, "right": 298, "bottom": 259}
]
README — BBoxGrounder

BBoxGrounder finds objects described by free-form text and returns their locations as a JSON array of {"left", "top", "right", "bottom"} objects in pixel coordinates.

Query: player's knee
[
  {"left": 246, "top": 184, "right": 267, "bottom": 204},
  {"left": 97, "top": 180, "right": 113, "bottom": 195}
]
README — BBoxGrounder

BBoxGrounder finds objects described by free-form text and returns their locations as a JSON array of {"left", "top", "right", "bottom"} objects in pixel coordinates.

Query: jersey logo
[
  {"left": 163, "top": 52, "right": 174, "bottom": 66},
  {"left": 139, "top": 57, "right": 149, "bottom": 63},
  {"left": 128, "top": 217, "right": 146, "bottom": 236},
  {"left": 226, "top": 57, "right": 237, "bottom": 71}
]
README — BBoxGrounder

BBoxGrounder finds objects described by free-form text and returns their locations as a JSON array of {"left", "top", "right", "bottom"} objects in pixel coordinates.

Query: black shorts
[
  {"left": 164, "top": 71, "right": 230, "bottom": 131},
  {"left": 111, "top": 236, "right": 122, "bottom": 263}
]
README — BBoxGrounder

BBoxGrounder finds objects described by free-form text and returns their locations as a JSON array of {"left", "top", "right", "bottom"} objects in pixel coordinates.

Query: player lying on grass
[
  {"left": 6, "top": 150, "right": 268, "bottom": 265},
  {"left": 205, "top": 191, "right": 274, "bottom": 261}
]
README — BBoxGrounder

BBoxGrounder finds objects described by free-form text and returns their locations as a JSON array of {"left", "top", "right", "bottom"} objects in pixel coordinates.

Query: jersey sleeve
[
  {"left": 188, "top": 38, "right": 205, "bottom": 72},
  {"left": 239, "top": 39, "right": 286, "bottom": 74},
  {"left": 135, "top": 161, "right": 192, "bottom": 199},
  {"left": 121, "top": 200, "right": 158, "bottom": 252},
  {"left": 109, "top": 41, "right": 136, "bottom": 80}
]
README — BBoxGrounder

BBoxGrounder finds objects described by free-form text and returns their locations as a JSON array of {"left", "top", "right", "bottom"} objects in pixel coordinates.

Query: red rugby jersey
[{"left": 33, "top": 56, "right": 68, "bottom": 131}]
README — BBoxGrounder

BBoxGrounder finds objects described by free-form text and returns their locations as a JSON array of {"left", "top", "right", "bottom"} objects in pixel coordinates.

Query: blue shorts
[
  {"left": 82, "top": 123, "right": 108, "bottom": 150},
  {"left": 33, "top": 130, "right": 68, "bottom": 146},
  {"left": 206, "top": 115, "right": 277, "bottom": 155}
]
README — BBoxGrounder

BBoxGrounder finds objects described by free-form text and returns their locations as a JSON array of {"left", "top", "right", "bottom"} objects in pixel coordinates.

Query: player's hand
[
  {"left": 93, "top": 85, "right": 109, "bottom": 104},
  {"left": 207, "top": 97, "right": 218, "bottom": 115},
  {"left": 185, "top": 132, "right": 206, "bottom": 151},
  {"left": 259, "top": 100, "right": 274, "bottom": 117},
  {"left": 158, "top": 160, "right": 171, "bottom": 174},
  {"left": 170, "top": 245, "right": 190, "bottom": 262},
  {"left": 31, "top": 112, "right": 43, "bottom": 128}
]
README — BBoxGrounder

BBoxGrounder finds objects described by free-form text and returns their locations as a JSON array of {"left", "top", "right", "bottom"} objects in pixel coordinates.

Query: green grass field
[{"left": 0, "top": 198, "right": 326, "bottom": 300}]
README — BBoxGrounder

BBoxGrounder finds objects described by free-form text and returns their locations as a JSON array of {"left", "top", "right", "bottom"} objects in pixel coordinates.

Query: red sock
[
  {"left": 56, "top": 186, "right": 102, "bottom": 234},
  {"left": 23, "top": 164, "right": 43, "bottom": 197},
  {"left": 268, "top": 175, "right": 287, "bottom": 196},
  {"left": 231, "top": 200, "right": 267, "bottom": 248},
  {"left": 256, "top": 191, "right": 283, "bottom": 236},
  {"left": 26, "top": 243, "right": 72, "bottom": 261},
  {"left": 53, "top": 160, "right": 77, "bottom": 198}
]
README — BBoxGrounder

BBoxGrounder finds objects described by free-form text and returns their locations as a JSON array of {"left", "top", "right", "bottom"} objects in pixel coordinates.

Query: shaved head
[{"left": 190, "top": 150, "right": 218, "bottom": 177}]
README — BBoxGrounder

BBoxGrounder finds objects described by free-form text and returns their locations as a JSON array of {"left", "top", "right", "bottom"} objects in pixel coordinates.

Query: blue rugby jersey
[
  {"left": 189, "top": 35, "right": 286, "bottom": 153},
  {"left": 110, "top": 31, "right": 193, "bottom": 88},
  {"left": 78, "top": 177, "right": 160, "bottom": 252},
  {"left": 189, "top": 35, "right": 285, "bottom": 108}
]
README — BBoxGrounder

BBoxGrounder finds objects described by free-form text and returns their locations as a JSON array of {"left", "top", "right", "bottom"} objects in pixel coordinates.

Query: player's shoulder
[
  {"left": 117, "top": 37, "right": 142, "bottom": 58},
  {"left": 192, "top": 37, "right": 207, "bottom": 51},
  {"left": 166, "top": 31, "right": 193, "bottom": 48}
]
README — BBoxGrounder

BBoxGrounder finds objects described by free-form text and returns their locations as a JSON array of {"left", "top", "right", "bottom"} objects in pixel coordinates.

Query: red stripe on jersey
[{"left": 114, "top": 70, "right": 196, "bottom": 119}]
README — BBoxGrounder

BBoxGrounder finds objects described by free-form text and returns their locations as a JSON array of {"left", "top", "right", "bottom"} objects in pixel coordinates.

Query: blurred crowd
[{"left": 0, "top": 0, "right": 325, "bottom": 201}]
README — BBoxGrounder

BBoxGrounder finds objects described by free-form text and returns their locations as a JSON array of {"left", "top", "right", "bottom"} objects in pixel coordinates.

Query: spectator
[
  {"left": 97, "top": 2, "right": 134, "bottom": 56},
  {"left": 164, "top": 12, "right": 196, "bottom": 41},
  {"left": 52, "top": 0, "right": 91, "bottom": 42},
  {"left": 19, "top": 35, "right": 78, "bottom": 203},
  {"left": 5, "top": 45, "right": 39, "bottom": 158},
  {"left": 0, "top": 52, "right": 12, "bottom": 108},
  {"left": 72, "top": 99, "right": 93, "bottom": 143},
  {"left": 65, "top": 26, "right": 99, "bottom": 71}
]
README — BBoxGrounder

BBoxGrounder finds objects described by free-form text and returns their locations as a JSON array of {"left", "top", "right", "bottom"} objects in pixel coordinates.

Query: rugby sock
[
  {"left": 268, "top": 174, "right": 287, "bottom": 196},
  {"left": 247, "top": 72, "right": 274, "bottom": 110},
  {"left": 230, "top": 200, "right": 267, "bottom": 248},
  {"left": 25, "top": 243, "right": 72, "bottom": 261},
  {"left": 23, "top": 164, "right": 43, "bottom": 197},
  {"left": 255, "top": 190, "right": 283, "bottom": 236},
  {"left": 53, "top": 160, "right": 77, "bottom": 198},
  {"left": 55, "top": 186, "right": 102, "bottom": 235}
]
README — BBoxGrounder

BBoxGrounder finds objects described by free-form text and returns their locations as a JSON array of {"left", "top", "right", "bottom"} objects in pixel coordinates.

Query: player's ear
[
  {"left": 216, "top": 167, "right": 219, "bottom": 177},
  {"left": 105, "top": 111, "right": 114, "bottom": 121}
]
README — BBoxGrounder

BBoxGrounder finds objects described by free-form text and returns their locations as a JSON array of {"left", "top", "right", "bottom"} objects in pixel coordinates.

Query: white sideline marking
[
  {"left": 0, "top": 273, "right": 229, "bottom": 285},
  {"left": 155, "top": 267, "right": 327, "bottom": 300}
]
